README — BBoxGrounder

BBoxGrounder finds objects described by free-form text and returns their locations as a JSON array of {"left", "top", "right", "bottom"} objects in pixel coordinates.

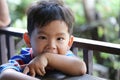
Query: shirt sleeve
[
  {"left": 0, "top": 48, "right": 32, "bottom": 73},
  {"left": 0, "top": 60, "right": 21, "bottom": 73},
  {"left": 66, "top": 50, "right": 75, "bottom": 56}
]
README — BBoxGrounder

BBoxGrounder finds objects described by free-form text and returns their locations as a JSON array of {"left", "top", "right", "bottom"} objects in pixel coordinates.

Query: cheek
[
  {"left": 58, "top": 39, "right": 70, "bottom": 55},
  {"left": 58, "top": 44, "right": 69, "bottom": 55},
  {"left": 32, "top": 45, "right": 44, "bottom": 57},
  {"left": 30, "top": 39, "right": 45, "bottom": 55}
]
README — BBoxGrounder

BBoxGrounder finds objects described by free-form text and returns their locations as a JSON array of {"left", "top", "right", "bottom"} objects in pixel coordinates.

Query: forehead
[{"left": 35, "top": 20, "right": 69, "bottom": 35}]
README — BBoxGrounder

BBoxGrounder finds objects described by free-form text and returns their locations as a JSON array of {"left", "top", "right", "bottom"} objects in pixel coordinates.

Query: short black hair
[{"left": 27, "top": 0, "right": 75, "bottom": 37}]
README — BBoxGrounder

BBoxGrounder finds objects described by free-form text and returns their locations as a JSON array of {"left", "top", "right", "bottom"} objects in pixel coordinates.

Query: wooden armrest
[
  {"left": 73, "top": 37, "right": 120, "bottom": 55},
  {"left": 0, "top": 27, "right": 26, "bottom": 37}
]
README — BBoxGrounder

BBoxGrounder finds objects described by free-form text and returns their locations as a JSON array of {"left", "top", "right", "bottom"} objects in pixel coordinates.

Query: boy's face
[{"left": 29, "top": 20, "right": 73, "bottom": 56}]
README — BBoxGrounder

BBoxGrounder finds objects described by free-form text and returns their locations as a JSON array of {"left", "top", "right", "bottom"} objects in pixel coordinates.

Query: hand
[{"left": 23, "top": 54, "right": 48, "bottom": 77}]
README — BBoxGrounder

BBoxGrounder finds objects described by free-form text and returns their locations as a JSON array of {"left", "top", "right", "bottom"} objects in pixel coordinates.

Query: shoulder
[
  {"left": 10, "top": 48, "right": 33, "bottom": 60},
  {"left": 10, "top": 48, "right": 33, "bottom": 64},
  {"left": 20, "top": 48, "right": 32, "bottom": 55}
]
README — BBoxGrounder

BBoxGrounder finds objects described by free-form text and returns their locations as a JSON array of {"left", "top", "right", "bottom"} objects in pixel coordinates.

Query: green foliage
[
  {"left": 65, "top": 0, "right": 86, "bottom": 25},
  {"left": 7, "top": 0, "right": 34, "bottom": 28},
  {"left": 96, "top": 0, "right": 120, "bottom": 18}
]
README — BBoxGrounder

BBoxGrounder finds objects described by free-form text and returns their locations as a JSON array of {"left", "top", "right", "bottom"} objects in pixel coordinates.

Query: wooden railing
[
  {"left": 0, "top": 27, "right": 26, "bottom": 64},
  {"left": 0, "top": 27, "right": 120, "bottom": 75}
]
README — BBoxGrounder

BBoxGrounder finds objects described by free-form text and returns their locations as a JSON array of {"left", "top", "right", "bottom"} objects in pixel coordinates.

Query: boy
[{"left": 0, "top": 0, "right": 86, "bottom": 80}]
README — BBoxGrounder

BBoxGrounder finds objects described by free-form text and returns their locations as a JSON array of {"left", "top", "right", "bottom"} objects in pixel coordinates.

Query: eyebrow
[
  {"left": 37, "top": 30, "right": 67, "bottom": 36},
  {"left": 56, "top": 33, "right": 66, "bottom": 36},
  {"left": 37, "top": 30, "right": 46, "bottom": 35},
  {"left": 38, "top": 31, "right": 66, "bottom": 36}
]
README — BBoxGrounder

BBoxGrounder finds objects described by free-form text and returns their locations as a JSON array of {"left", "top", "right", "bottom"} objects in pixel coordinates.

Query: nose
[{"left": 46, "top": 39, "right": 56, "bottom": 50}]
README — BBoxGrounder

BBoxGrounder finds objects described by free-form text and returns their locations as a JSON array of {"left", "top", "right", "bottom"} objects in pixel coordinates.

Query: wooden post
[
  {"left": 83, "top": 49, "right": 93, "bottom": 75},
  {"left": 6, "top": 35, "right": 15, "bottom": 59},
  {"left": 0, "top": 34, "right": 8, "bottom": 64}
]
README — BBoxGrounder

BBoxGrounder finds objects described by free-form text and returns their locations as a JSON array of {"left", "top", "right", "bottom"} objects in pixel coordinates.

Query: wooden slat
[
  {"left": 83, "top": 49, "right": 93, "bottom": 74},
  {"left": 71, "top": 47, "right": 78, "bottom": 56},
  {"left": 0, "top": 34, "right": 8, "bottom": 64},
  {"left": 6, "top": 35, "right": 15, "bottom": 59}
]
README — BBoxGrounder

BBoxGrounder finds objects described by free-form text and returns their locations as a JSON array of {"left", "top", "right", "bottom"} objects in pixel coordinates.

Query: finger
[
  {"left": 36, "top": 69, "right": 43, "bottom": 76},
  {"left": 36, "top": 68, "right": 46, "bottom": 76},
  {"left": 38, "top": 67, "right": 46, "bottom": 76},
  {"left": 41, "top": 67, "right": 46, "bottom": 75},
  {"left": 23, "top": 66, "right": 29, "bottom": 74},
  {"left": 29, "top": 69, "right": 36, "bottom": 77}
]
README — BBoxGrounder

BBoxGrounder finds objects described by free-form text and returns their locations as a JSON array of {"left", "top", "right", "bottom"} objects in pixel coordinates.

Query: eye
[
  {"left": 38, "top": 36, "right": 47, "bottom": 40},
  {"left": 57, "top": 37, "right": 64, "bottom": 41}
]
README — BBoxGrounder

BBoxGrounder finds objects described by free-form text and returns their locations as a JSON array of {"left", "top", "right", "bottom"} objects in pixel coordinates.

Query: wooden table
[{"left": 36, "top": 71, "right": 107, "bottom": 80}]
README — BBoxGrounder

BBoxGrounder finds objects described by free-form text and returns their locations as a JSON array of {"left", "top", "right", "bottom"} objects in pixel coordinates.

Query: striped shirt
[{"left": 0, "top": 48, "right": 74, "bottom": 73}]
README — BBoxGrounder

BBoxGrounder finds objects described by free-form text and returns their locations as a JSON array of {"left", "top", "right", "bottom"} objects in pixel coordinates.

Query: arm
[
  {"left": 0, "top": 49, "right": 32, "bottom": 74},
  {"left": 0, "top": 0, "right": 11, "bottom": 27},
  {"left": 0, "top": 69, "right": 40, "bottom": 80},
  {"left": 23, "top": 53, "right": 86, "bottom": 76},
  {"left": 46, "top": 53, "right": 87, "bottom": 75},
  {"left": 0, "top": 48, "right": 35, "bottom": 80}
]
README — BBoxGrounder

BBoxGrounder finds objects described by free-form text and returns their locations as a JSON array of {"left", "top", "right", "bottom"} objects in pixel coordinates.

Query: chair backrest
[
  {"left": 0, "top": 27, "right": 120, "bottom": 75},
  {"left": 71, "top": 37, "right": 120, "bottom": 74}
]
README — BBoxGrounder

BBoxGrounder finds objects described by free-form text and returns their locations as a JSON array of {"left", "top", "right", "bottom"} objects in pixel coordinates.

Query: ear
[
  {"left": 68, "top": 35, "right": 74, "bottom": 49},
  {"left": 23, "top": 32, "right": 31, "bottom": 47}
]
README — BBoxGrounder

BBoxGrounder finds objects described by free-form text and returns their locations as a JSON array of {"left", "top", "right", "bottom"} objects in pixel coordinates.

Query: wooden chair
[{"left": 0, "top": 27, "right": 120, "bottom": 79}]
